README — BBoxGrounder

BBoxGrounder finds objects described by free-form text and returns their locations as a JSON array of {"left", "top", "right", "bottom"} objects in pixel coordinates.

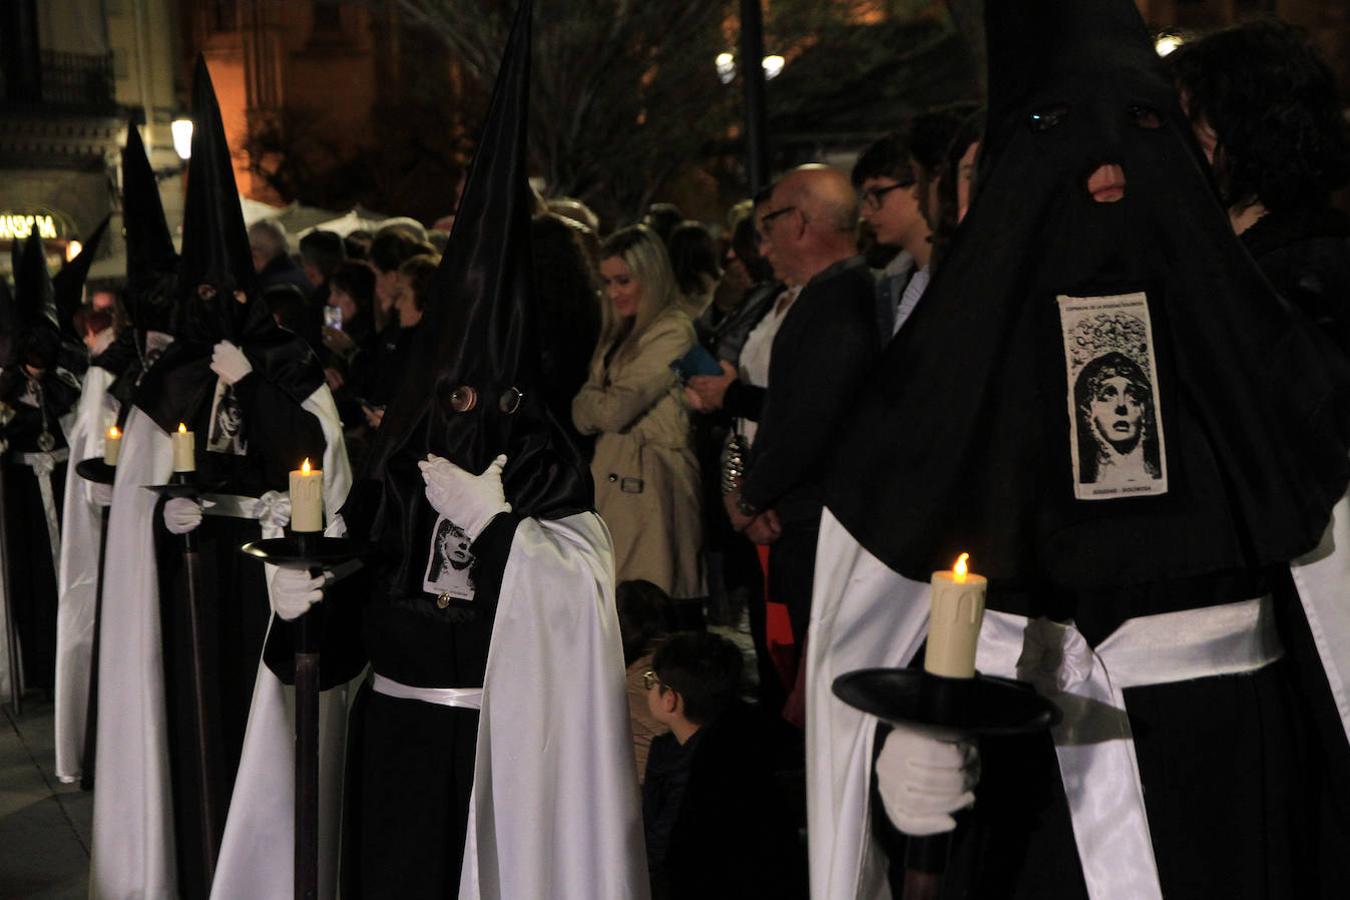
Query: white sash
[
  {"left": 975, "top": 595, "right": 1283, "bottom": 900},
  {"left": 372, "top": 673, "right": 483, "bottom": 710}
]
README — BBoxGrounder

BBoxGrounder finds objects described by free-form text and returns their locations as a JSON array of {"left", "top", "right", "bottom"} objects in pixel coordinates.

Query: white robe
[
  {"left": 806, "top": 496, "right": 1350, "bottom": 900},
  {"left": 53, "top": 363, "right": 119, "bottom": 782},
  {"left": 90, "top": 385, "right": 349, "bottom": 900}
]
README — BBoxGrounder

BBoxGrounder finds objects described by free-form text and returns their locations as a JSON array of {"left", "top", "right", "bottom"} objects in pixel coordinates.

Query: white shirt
[
  {"left": 736, "top": 284, "right": 801, "bottom": 446},
  {"left": 894, "top": 263, "right": 930, "bottom": 336}
]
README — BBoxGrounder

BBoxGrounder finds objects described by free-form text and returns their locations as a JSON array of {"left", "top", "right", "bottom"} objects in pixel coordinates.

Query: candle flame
[
  {"left": 178, "top": 422, "right": 187, "bottom": 434},
  {"left": 953, "top": 552, "right": 970, "bottom": 583},
  {"left": 301, "top": 458, "right": 312, "bottom": 475},
  {"left": 108, "top": 426, "right": 120, "bottom": 439}
]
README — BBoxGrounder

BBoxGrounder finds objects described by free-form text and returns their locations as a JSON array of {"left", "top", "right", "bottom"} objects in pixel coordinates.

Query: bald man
[{"left": 698, "top": 165, "right": 880, "bottom": 695}]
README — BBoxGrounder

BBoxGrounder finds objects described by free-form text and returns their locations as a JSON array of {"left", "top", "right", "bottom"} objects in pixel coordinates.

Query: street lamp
[
  {"left": 1154, "top": 33, "right": 1183, "bottom": 57},
  {"left": 713, "top": 52, "right": 786, "bottom": 83},
  {"left": 171, "top": 117, "right": 194, "bottom": 160},
  {"left": 716, "top": 52, "right": 736, "bottom": 85}
]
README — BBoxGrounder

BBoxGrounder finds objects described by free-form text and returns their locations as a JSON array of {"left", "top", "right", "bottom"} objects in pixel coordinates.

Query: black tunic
[
  {"left": 0, "top": 367, "right": 78, "bottom": 692},
  {"left": 330, "top": 510, "right": 519, "bottom": 899},
  {"left": 872, "top": 569, "right": 1350, "bottom": 899},
  {"left": 152, "top": 368, "right": 326, "bottom": 900}
]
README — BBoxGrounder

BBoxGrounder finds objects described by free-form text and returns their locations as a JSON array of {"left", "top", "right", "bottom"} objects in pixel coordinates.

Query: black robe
[
  {"left": 1, "top": 366, "right": 78, "bottom": 692},
  {"left": 145, "top": 352, "right": 326, "bottom": 900}
]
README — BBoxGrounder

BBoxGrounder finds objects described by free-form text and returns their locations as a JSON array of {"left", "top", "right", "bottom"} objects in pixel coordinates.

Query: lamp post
[
  {"left": 171, "top": 117, "right": 194, "bottom": 161},
  {"left": 739, "top": 0, "right": 770, "bottom": 194}
]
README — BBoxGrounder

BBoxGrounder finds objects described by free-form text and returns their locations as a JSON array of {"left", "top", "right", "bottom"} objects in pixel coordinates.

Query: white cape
[
  {"left": 460, "top": 510, "right": 649, "bottom": 900},
  {"left": 806, "top": 495, "right": 1350, "bottom": 900},
  {"left": 53, "top": 363, "right": 118, "bottom": 782},
  {"left": 90, "top": 385, "right": 349, "bottom": 900}
]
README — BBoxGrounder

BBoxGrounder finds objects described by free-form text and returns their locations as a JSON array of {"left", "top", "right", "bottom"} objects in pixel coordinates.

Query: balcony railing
[{"left": 1, "top": 50, "right": 116, "bottom": 113}]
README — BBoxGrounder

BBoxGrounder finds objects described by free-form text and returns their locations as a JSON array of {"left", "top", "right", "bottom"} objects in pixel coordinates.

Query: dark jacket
[
  {"left": 740, "top": 257, "right": 879, "bottom": 528},
  {"left": 1241, "top": 206, "right": 1350, "bottom": 357},
  {"left": 645, "top": 703, "right": 807, "bottom": 900}
]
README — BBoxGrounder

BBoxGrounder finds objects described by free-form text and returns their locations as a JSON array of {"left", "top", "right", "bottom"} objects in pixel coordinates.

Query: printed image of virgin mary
[{"left": 1073, "top": 351, "right": 1161, "bottom": 485}]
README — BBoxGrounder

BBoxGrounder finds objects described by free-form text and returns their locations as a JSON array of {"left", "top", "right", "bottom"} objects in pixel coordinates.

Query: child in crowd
[{"left": 642, "top": 632, "right": 806, "bottom": 899}]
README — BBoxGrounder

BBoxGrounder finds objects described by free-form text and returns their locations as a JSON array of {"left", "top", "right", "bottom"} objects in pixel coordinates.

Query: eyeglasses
[
  {"left": 758, "top": 204, "right": 797, "bottom": 231},
  {"left": 641, "top": 670, "right": 662, "bottom": 691},
  {"left": 861, "top": 180, "right": 914, "bottom": 210}
]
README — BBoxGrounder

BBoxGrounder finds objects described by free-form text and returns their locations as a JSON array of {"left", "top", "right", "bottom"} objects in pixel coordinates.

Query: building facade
[{"left": 1, "top": 0, "right": 185, "bottom": 280}]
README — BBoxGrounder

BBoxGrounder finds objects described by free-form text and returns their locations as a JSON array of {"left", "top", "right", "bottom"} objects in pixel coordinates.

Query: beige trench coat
[{"left": 572, "top": 308, "right": 705, "bottom": 599}]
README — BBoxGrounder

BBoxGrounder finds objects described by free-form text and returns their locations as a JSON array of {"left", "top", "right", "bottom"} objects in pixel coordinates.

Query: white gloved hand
[
  {"left": 418, "top": 453, "right": 511, "bottom": 542},
  {"left": 210, "top": 340, "right": 252, "bottom": 386},
  {"left": 875, "top": 725, "right": 979, "bottom": 836},
  {"left": 163, "top": 496, "right": 212, "bottom": 535},
  {"left": 89, "top": 482, "right": 114, "bottom": 508},
  {"left": 272, "top": 567, "right": 324, "bottom": 621}
]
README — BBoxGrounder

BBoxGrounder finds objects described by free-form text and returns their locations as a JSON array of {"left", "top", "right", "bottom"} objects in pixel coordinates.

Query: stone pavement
[{"left": 0, "top": 696, "right": 92, "bottom": 899}]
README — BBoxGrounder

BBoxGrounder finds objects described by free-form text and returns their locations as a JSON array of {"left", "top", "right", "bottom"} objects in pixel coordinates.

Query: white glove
[
  {"left": 272, "top": 567, "right": 324, "bottom": 621},
  {"left": 875, "top": 725, "right": 979, "bottom": 836},
  {"left": 210, "top": 340, "right": 252, "bottom": 386},
  {"left": 418, "top": 453, "right": 511, "bottom": 542},
  {"left": 163, "top": 496, "right": 213, "bottom": 534},
  {"left": 89, "top": 482, "right": 113, "bottom": 508}
]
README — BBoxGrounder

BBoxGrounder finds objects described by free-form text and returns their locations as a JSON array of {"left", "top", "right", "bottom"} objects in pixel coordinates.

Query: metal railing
[
  {"left": 1, "top": 50, "right": 116, "bottom": 112},
  {"left": 36, "top": 50, "right": 116, "bottom": 110}
]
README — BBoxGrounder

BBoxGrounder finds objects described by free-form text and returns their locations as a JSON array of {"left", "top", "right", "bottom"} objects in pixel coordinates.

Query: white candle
[
  {"left": 924, "top": 553, "right": 987, "bottom": 679},
  {"left": 289, "top": 457, "right": 324, "bottom": 533},
  {"left": 103, "top": 425, "right": 122, "bottom": 466},
  {"left": 171, "top": 422, "right": 195, "bottom": 473}
]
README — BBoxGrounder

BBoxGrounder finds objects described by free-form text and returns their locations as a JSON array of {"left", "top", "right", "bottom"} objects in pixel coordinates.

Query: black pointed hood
[
  {"left": 364, "top": 0, "right": 589, "bottom": 515},
  {"left": 823, "top": 0, "right": 1350, "bottom": 595},
  {"left": 121, "top": 123, "right": 179, "bottom": 334},
  {"left": 134, "top": 55, "right": 322, "bottom": 434},
  {"left": 176, "top": 54, "right": 260, "bottom": 340},
  {"left": 983, "top": 0, "right": 1157, "bottom": 161},
  {"left": 347, "top": 0, "right": 591, "bottom": 585},
  {"left": 52, "top": 215, "right": 109, "bottom": 340},
  {"left": 12, "top": 229, "right": 62, "bottom": 369}
]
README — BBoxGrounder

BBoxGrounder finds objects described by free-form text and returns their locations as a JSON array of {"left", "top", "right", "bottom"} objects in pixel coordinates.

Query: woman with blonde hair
[{"left": 573, "top": 225, "right": 705, "bottom": 605}]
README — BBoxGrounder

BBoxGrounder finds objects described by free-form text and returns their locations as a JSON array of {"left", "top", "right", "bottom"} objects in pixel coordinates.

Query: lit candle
[
  {"left": 171, "top": 422, "right": 195, "bottom": 473},
  {"left": 103, "top": 425, "right": 122, "bottom": 466},
  {"left": 289, "top": 457, "right": 324, "bottom": 533},
  {"left": 924, "top": 553, "right": 988, "bottom": 679}
]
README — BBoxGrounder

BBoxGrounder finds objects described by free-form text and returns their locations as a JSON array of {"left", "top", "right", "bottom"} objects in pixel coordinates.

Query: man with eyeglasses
[
  {"left": 711, "top": 165, "right": 880, "bottom": 692},
  {"left": 852, "top": 130, "right": 932, "bottom": 342}
]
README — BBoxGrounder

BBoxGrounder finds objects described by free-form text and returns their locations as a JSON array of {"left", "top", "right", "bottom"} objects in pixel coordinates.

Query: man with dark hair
[
  {"left": 644, "top": 202, "right": 684, "bottom": 245},
  {"left": 643, "top": 632, "right": 805, "bottom": 899},
  {"left": 366, "top": 228, "right": 434, "bottom": 332},
  {"left": 1169, "top": 19, "right": 1350, "bottom": 353},
  {"left": 852, "top": 130, "right": 929, "bottom": 341},
  {"left": 298, "top": 230, "right": 346, "bottom": 292},
  {"left": 907, "top": 104, "right": 981, "bottom": 229}
]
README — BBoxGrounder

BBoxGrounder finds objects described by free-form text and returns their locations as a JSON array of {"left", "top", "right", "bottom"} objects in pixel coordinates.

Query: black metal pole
[
  {"left": 901, "top": 673, "right": 974, "bottom": 898},
  {"left": 174, "top": 472, "right": 220, "bottom": 885},
  {"left": 739, "top": 0, "right": 770, "bottom": 194},
  {"left": 0, "top": 465, "right": 20, "bottom": 717},
  {"left": 293, "top": 532, "right": 321, "bottom": 900},
  {"left": 79, "top": 504, "right": 111, "bottom": 790}
]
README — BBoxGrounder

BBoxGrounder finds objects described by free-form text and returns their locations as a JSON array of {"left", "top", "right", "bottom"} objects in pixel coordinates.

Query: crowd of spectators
[{"left": 214, "top": 19, "right": 1349, "bottom": 895}]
